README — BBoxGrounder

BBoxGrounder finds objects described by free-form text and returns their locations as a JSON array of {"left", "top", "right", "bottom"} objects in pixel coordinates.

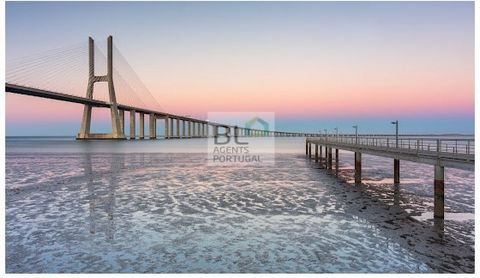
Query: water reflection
[
  {"left": 312, "top": 160, "right": 472, "bottom": 272},
  {"left": 5, "top": 147, "right": 474, "bottom": 273},
  {"left": 83, "top": 153, "right": 123, "bottom": 240}
]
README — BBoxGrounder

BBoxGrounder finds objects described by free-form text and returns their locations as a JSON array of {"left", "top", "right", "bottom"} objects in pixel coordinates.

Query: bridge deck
[{"left": 5, "top": 83, "right": 315, "bottom": 136}]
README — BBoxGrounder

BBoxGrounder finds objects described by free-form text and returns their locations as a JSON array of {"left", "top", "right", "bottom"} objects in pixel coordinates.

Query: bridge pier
[
  {"left": 149, "top": 113, "right": 156, "bottom": 139},
  {"left": 76, "top": 36, "right": 124, "bottom": 140},
  {"left": 119, "top": 110, "right": 125, "bottom": 134},
  {"left": 129, "top": 110, "right": 135, "bottom": 139},
  {"left": 314, "top": 144, "right": 319, "bottom": 162},
  {"left": 188, "top": 121, "right": 192, "bottom": 138},
  {"left": 139, "top": 113, "right": 144, "bottom": 139},
  {"left": 394, "top": 159, "right": 400, "bottom": 184},
  {"left": 434, "top": 165, "right": 445, "bottom": 219},
  {"left": 182, "top": 120, "right": 186, "bottom": 138},
  {"left": 355, "top": 152, "right": 362, "bottom": 184},
  {"left": 164, "top": 116, "right": 170, "bottom": 139},
  {"left": 176, "top": 118, "right": 180, "bottom": 138}
]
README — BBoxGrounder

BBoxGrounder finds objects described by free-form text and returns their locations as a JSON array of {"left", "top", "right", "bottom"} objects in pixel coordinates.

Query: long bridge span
[
  {"left": 5, "top": 36, "right": 317, "bottom": 140},
  {"left": 5, "top": 82, "right": 312, "bottom": 139}
]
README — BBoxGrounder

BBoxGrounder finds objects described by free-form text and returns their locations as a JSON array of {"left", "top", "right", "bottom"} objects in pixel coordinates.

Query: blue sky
[{"left": 5, "top": 1, "right": 474, "bottom": 135}]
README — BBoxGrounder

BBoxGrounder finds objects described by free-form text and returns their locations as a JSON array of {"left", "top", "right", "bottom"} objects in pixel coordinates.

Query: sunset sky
[{"left": 5, "top": 1, "right": 474, "bottom": 135}]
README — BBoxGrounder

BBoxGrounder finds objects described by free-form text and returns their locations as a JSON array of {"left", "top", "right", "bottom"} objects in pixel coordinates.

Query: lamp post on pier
[
  {"left": 353, "top": 125, "right": 358, "bottom": 144},
  {"left": 391, "top": 120, "right": 399, "bottom": 148},
  {"left": 391, "top": 120, "right": 400, "bottom": 184}
]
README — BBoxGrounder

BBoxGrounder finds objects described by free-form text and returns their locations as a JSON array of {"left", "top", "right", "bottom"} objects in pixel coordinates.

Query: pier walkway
[{"left": 305, "top": 135, "right": 474, "bottom": 218}]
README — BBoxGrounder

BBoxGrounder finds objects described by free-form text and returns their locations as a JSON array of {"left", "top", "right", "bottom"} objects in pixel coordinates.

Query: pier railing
[{"left": 309, "top": 135, "right": 474, "bottom": 158}]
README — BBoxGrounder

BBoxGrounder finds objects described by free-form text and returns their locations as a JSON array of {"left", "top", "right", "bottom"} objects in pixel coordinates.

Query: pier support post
[
  {"left": 308, "top": 142, "right": 312, "bottom": 158},
  {"left": 129, "top": 110, "right": 135, "bottom": 139},
  {"left": 139, "top": 113, "right": 144, "bottom": 139},
  {"left": 355, "top": 152, "right": 362, "bottom": 184},
  {"left": 434, "top": 165, "right": 445, "bottom": 219},
  {"left": 188, "top": 121, "right": 192, "bottom": 138},
  {"left": 319, "top": 145, "right": 323, "bottom": 164},
  {"left": 327, "top": 148, "right": 333, "bottom": 169},
  {"left": 314, "top": 144, "right": 319, "bottom": 162},
  {"left": 394, "top": 159, "right": 400, "bottom": 184},
  {"left": 335, "top": 149, "right": 339, "bottom": 172},
  {"left": 149, "top": 113, "right": 156, "bottom": 139},
  {"left": 305, "top": 141, "right": 308, "bottom": 155}
]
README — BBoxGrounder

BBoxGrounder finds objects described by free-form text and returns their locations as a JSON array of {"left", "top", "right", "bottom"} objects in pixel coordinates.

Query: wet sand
[{"left": 5, "top": 138, "right": 475, "bottom": 273}]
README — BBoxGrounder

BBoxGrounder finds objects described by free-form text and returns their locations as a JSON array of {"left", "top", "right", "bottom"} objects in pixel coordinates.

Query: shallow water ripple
[{"left": 6, "top": 146, "right": 474, "bottom": 273}]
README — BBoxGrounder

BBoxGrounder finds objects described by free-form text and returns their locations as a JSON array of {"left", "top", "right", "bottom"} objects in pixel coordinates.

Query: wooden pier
[{"left": 306, "top": 135, "right": 474, "bottom": 219}]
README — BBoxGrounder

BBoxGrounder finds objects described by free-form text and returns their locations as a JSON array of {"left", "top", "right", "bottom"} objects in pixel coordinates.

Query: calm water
[{"left": 5, "top": 137, "right": 474, "bottom": 273}]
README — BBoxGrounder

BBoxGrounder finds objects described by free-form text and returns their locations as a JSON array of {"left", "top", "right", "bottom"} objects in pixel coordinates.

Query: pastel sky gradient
[{"left": 5, "top": 2, "right": 474, "bottom": 135}]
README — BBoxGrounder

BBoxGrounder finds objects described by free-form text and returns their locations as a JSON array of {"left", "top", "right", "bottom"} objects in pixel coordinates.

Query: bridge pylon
[{"left": 76, "top": 36, "right": 125, "bottom": 140}]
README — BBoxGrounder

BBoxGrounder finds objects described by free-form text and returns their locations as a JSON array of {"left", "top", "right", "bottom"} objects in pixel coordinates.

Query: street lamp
[
  {"left": 352, "top": 125, "right": 358, "bottom": 144},
  {"left": 391, "top": 120, "right": 398, "bottom": 148}
]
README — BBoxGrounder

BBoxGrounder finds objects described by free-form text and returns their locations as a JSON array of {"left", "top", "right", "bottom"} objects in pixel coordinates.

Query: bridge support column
[
  {"left": 164, "top": 116, "right": 170, "bottom": 139},
  {"left": 77, "top": 36, "right": 124, "bottom": 140},
  {"left": 314, "top": 144, "right": 319, "bottom": 162},
  {"left": 182, "top": 120, "right": 186, "bottom": 138},
  {"left": 119, "top": 110, "right": 125, "bottom": 134},
  {"left": 176, "top": 118, "right": 180, "bottom": 138},
  {"left": 308, "top": 142, "right": 312, "bottom": 158},
  {"left": 355, "top": 152, "right": 362, "bottom": 184},
  {"left": 129, "top": 110, "right": 135, "bottom": 140},
  {"left": 139, "top": 113, "right": 144, "bottom": 139},
  {"left": 188, "top": 121, "right": 192, "bottom": 138},
  {"left": 149, "top": 113, "right": 156, "bottom": 139},
  {"left": 394, "top": 159, "right": 400, "bottom": 184},
  {"left": 434, "top": 165, "right": 445, "bottom": 219}
]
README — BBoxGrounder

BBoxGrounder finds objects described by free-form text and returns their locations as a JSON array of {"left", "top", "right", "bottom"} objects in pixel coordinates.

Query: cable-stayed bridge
[
  {"left": 6, "top": 36, "right": 316, "bottom": 140},
  {"left": 4, "top": 36, "right": 474, "bottom": 219}
]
